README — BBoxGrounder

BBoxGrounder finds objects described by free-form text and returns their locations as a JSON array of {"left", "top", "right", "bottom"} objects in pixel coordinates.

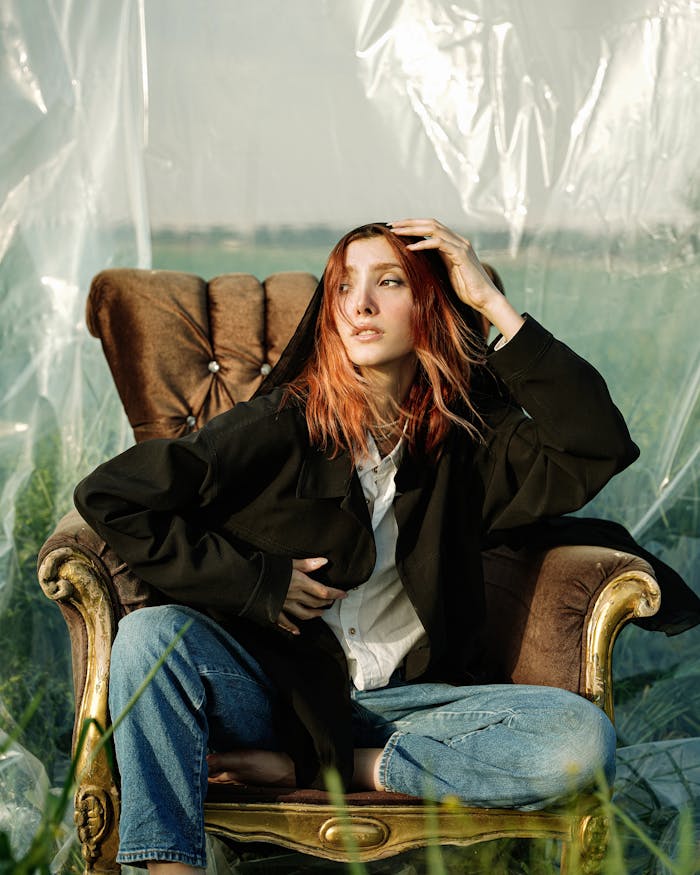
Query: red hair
[{"left": 285, "top": 223, "right": 486, "bottom": 459}]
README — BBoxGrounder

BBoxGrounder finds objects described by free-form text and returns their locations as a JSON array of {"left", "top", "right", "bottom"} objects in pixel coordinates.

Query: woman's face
[{"left": 333, "top": 236, "right": 417, "bottom": 386}]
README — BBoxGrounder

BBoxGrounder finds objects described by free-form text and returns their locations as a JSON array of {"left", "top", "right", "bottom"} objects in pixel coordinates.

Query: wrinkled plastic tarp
[{"left": 1, "top": 0, "right": 698, "bottom": 868}]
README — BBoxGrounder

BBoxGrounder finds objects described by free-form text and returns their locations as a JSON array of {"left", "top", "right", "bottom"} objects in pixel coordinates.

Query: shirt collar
[
  {"left": 361, "top": 432, "right": 405, "bottom": 471},
  {"left": 296, "top": 434, "right": 405, "bottom": 500}
]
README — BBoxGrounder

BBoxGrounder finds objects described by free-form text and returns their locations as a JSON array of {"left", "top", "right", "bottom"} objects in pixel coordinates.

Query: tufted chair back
[{"left": 87, "top": 269, "right": 318, "bottom": 442}]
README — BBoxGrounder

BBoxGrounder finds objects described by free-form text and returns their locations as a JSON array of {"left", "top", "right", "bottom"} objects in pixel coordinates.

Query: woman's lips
[{"left": 352, "top": 326, "right": 383, "bottom": 340}]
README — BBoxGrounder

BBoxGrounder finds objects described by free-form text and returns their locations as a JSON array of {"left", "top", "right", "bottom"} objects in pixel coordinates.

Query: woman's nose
[{"left": 352, "top": 285, "right": 377, "bottom": 314}]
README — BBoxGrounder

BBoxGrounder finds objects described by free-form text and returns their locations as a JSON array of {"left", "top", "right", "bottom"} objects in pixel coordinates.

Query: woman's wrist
[{"left": 479, "top": 294, "right": 524, "bottom": 343}]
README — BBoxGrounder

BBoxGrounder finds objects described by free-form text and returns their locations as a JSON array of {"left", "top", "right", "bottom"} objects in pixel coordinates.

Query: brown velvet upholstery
[
  {"left": 38, "top": 268, "right": 661, "bottom": 873},
  {"left": 87, "top": 269, "right": 317, "bottom": 441},
  {"left": 482, "top": 544, "right": 654, "bottom": 693}
]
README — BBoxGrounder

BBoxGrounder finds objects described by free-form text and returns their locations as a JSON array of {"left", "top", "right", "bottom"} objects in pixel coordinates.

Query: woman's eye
[
  {"left": 338, "top": 283, "right": 350, "bottom": 294},
  {"left": 380, "top": 277, "right": 403, "bottom": 287}
]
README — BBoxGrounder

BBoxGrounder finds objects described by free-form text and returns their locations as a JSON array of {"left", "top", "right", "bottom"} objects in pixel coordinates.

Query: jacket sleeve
[
  {"left": 73, "top": 413, "right": 292, "bottom": 626},
  {"left": 479, "top": 315, "right": 639, "bottom": 533}
]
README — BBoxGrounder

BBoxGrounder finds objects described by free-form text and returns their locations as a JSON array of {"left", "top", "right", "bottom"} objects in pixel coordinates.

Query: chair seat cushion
[{"left": 205, "top": 783, "right": 420, "bottom": 805}]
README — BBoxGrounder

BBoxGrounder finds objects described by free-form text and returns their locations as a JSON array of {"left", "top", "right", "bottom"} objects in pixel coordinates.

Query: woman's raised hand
[
  {"left": 389, "top": 218, "right": 524, "bottom": 342},
  {"left": 277, "top": 557, "right": 345, "bottom": 635}
]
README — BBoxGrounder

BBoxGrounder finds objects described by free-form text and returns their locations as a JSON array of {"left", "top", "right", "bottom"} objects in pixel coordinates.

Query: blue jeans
[{"left": 109, "top": 605, "right": 616, "bottom": 867}]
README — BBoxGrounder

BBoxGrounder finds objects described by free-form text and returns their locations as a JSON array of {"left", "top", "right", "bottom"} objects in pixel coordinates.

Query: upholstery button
[
  {"left": 349, "top": 627, "right": 356, "bottom": 636},
  {"left": 260, "top": 362, "right": 272, "bottom": 376},
  {"left": 186, "top": 415, "right": 196, "bottom": 429},
  {"left": 208, "top": 360, "right": 220, "bottom": 373}
]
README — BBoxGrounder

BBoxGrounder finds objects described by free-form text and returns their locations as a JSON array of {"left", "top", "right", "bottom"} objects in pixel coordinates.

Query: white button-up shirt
[{"left": 321, "top": 434, "right": 428, "bottom": 690}]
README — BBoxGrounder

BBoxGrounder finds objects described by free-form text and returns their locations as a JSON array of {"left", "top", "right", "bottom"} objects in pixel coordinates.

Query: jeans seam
[
  {"left": 377, "top": 730, "right": 404, "bottom": 792},
  {"left": 192, "top": 707, "right": 206, "bottom": 859},
  {"left": 200, "top": 668, "right": 272, "bottom": 688}
]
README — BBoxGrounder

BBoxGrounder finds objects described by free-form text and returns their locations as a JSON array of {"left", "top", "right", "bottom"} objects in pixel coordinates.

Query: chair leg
[
  {"left": 74, "top": 782, "right": 120, "bottom": 874},
  {"left": 560, "top": 814, "right": 609, "bottom": 875}
]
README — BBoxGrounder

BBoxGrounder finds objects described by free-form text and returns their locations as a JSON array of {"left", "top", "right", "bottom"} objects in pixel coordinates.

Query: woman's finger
[
  {"left": 284, "top": 601, "right": 325, "bottom": 620},
  {"left": 388, "top": 217, "right": 446, "bottom": 234},
  {"left": 288, "top": 575, "right": 346, "bottom": 604},
  {"left": 292, "top": 556, "right": 328, "bottom": 572},
  {"left": 276, "top": 612, "right": 300, "bottom": 635},
  {"left": 404, "top": 235, "right": 463, "bottom": 257},
  {"left": 389, "top": 219, "right": 479, "bottom": 266},
  {"left": 288, "top": 592, "right": 335, "bottom": 609}
]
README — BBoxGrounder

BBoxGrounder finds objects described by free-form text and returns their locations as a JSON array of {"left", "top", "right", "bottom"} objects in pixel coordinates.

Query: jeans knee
[
  {"left": 550, "top": 696, "right": 616, "bottom": 794},
  {"left": 109, "top": 604, "right": 206, "bottom": 722},
  {"left": 111, "top": 605, "right": 194, "bottom": 680}
]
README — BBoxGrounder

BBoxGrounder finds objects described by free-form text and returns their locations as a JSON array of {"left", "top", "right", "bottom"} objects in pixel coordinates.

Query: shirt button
[
  {"left": 260, "top": 362, "right": 272, "bottom": 376},
  {"left": 208, "top": 360, "right": 220, "bottom": 373},
  {"left": 185, "top": 415, "right": 197, "bottom": 429},
  {"left": 349, "top": 627, "right": 356, "bottom": 635}
]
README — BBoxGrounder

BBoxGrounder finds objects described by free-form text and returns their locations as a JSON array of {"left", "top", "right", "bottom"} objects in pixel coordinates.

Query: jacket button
[{"left": 208, "top": 360, "right": 220, "bottom": 373}]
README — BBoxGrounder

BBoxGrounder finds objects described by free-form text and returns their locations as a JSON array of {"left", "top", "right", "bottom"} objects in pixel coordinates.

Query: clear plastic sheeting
[
  {"left": 0, "top": 730, "right": 79, "bottom": 870},
  {"left": 0, "top": 732, "right": 49, "bottom": 860},
  {"left": 1, "top": 0, "right": 699, "bottom": 871},
  {"left": 0, "top": 0, "right": 146, "bottom": 781}
]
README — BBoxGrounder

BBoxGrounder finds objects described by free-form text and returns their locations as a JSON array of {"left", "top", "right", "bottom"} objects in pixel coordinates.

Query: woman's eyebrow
[{"left": 344, "top": 261, "right": 404, "bottom": 274}]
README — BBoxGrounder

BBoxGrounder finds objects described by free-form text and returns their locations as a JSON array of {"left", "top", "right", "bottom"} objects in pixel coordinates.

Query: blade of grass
[
  {"left": 599, "top": 791, "right": 687, "bottom": 875},
  {"left": 3, "top": 618, "right": 193, "bottom": 875},
  {"left": 322, "top": 768, "right": 368, "bottom": 875},
  {"left": 423, "top": 800, "right": 448, "bottom": 875}
]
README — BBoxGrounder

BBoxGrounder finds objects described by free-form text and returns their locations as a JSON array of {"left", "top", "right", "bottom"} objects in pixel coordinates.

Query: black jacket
[{"left": 74, "top": 317, "right": 639, "bottom": 787}]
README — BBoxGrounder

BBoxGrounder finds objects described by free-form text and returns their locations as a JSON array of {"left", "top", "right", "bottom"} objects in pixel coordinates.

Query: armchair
[{"left": 38, "top": 267, "right": 661, "bottom": 873}]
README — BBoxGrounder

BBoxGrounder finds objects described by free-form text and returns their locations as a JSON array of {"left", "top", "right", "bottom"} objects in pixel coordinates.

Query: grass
[{"left": 0, "top": 621, "right": 192, "bottom": 875}]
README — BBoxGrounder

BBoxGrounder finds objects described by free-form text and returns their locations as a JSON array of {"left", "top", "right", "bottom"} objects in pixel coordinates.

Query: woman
[{"left": 75, "top": 219, "right": 639, "bottom": 873}]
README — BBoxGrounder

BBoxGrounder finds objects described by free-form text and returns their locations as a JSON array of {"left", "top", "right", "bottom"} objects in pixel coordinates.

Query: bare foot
[
  {"left": 207, "top": 749, "right": 296, "bottom": 786},
  {"left": 352, "top": 748, "right": 385, "bottom": 790}
]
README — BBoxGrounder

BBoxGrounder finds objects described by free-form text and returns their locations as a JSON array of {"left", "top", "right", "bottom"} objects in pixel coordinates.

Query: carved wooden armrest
[
  {"left": 37, "top": 509, "right": 148, "bottom": 873},
  {"left": 38, "top": 511, "right": 158, "bottom": 715},
  {"left": 38, "top": 514, "right": 117, "bottom": 743},
  {"left": 582, "top": 556, "right": 660, "bottom": 718}
]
